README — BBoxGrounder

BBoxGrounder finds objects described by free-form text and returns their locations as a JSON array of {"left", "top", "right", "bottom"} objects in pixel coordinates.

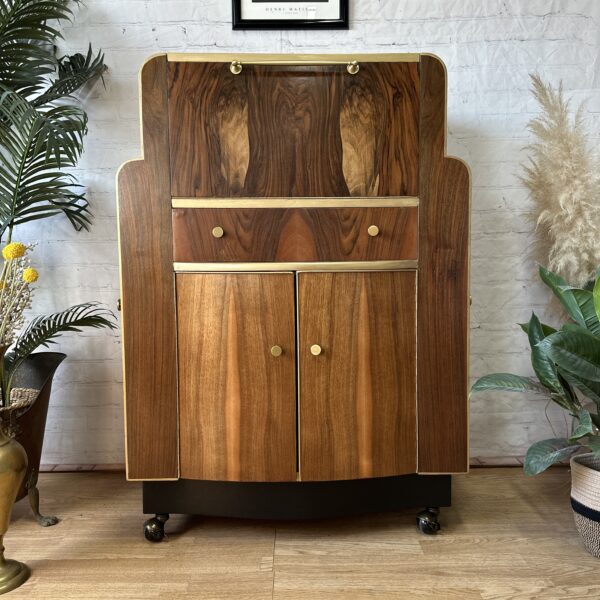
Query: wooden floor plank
[{"left": 2, "top": 469, "right": 597, "bottom": 599}]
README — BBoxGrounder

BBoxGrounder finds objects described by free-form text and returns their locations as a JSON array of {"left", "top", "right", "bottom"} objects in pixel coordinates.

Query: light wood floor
[{"left": 4, "top": 468, "right": 598, "bottom": 599}]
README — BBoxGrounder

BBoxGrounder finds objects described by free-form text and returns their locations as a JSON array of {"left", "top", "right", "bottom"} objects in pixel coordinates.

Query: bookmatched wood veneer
[
  {"left": 167, "top": 62, "right": 419, "bottom": 198},
  {"left": 172, "top": 207, "right": 418, "bottom": 263}
]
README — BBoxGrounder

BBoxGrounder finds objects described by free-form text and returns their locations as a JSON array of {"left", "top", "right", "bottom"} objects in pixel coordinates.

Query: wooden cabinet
[{"left": 118, "top": 53, "right": 470, "bottom": 537}]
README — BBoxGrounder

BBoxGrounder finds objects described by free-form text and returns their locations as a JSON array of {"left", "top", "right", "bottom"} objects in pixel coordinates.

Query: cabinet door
[
  {"left": 298, "top": 271, "right": 417, "bottom": 481},
  {"left": 177, "top": 273, "right": 297, "bottom": 482}
]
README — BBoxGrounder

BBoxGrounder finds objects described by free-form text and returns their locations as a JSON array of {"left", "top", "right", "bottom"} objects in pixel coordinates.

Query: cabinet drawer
[{"left": 172, "top": 207, "right": 418, "bottom": 263}]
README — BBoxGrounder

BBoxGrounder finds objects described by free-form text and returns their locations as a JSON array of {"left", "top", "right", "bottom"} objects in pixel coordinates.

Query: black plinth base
[{"left": 143, "top": 474, "right": 451, "bottom": 520}]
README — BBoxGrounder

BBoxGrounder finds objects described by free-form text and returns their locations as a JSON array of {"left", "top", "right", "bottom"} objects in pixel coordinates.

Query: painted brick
[{"left": 15, "top": 0, "right": 600, "bottom": 464}]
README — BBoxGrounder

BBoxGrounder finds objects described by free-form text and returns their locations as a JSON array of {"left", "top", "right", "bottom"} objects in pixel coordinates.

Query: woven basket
[{"left": 571, "top": 453, "right": 600, "bottom": 558}]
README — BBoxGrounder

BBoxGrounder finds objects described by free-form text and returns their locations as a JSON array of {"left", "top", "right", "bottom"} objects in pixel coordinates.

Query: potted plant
[
  {"left": 471, "top": 265, "right": 600, "bottom": 556},
  {"left": 0, "top": 0, "right": 107, "bottom": 527},
  {"left": 0, "top": 241, "right": 114, "bottom": 591}
]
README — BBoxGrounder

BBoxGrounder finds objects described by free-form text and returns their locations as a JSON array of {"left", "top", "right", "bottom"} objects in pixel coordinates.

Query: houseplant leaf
[
  {"left": 526, "top": 312, "right": 562, "bottom": 392},
  {"left": 559, "top": 288, "right": 600, "bottom": 335},
  {"left": 594, "top": 269, "right": 600, "bottom": 322},
  {"left": 538, "top": 330, "right": 600, "bottom": 382},
  {"left": 519, "top": 321, "right": 556, "bottom": 337},
  {"left": 570, "top": 409, "right": 594, "bottom": 441},
  {"left": 524, "top": 438, "right": 581, "bottom": 475},
  {"left": 539, "top": 266, "right": 586, "bottom": 327},
  {"left": 470, "top": 373, "right": 547, "bottom": 395},
  {"left": 584, "top": 435, "right": 600, "bottom": 455},
  {"left": 558, "top": 369, "right": 600, "bottom": 414}
]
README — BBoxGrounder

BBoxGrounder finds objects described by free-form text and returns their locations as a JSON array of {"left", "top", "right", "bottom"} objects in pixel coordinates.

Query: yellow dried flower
[
  {"left": 22, "top": 268, "right": 38, "bottom": 284},
  {"left": 2, "top": 242, "right": 26, "bottom": 260}
]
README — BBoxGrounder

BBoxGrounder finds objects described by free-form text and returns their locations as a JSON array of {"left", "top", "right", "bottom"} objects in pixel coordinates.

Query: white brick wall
[{"left": 22, "top": 0, "right": 600, "bottom": 465}]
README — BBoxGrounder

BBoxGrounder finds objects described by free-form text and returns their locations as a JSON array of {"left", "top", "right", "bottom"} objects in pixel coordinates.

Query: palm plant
[
  {"left": 471, "top": 266, "right": 600, "bottom": 475},
  {"left": 0, "top": 0, "right": 106, "bottom": 242}
]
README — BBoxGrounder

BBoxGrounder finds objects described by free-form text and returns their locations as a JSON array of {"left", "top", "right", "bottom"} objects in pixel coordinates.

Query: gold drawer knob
[
  {"left": 367, "top": 225, "right": 380, "bottom": 237},
  {"left": 310, "top": 344, "right": 322, "bottom": 356},
  {"left": 212, "top": 226, "right": 224, "bottom": 238},
  {"left": 270, "top": 345, "right": 283, "bottom": 357}
]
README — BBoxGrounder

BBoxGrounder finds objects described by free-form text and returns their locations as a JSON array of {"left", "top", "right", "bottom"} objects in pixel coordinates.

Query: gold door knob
[
  {"left": 212, "top": 226, "right": 224, "bottom": 238},
  {"left": 367, "top": 225, "right": 380, "bottom": 237},
  {"left": 310, "top": 344, "right": 322, "bottom": 356},
  {"left": 270, "top": 345, "right": 283, "bottom": 357}
]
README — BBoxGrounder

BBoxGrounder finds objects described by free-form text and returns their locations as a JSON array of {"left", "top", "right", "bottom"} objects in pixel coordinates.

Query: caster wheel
[
  {"left": 143, "top": 513, "right": 169, "bottom": 542},
  {"left": 416, "top": 507, "right": 441, "bottom": 535}
]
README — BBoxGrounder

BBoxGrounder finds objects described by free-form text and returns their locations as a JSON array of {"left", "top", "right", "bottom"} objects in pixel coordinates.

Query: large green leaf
[
  {"left": 526, "top": 312, "right": 561, "bottom": 392},
  {"left": 470, "top": 373, "right": 547, "bottom": 395},
  {"left": 539, "top": 266, "right": 586, "bottom": 327},
  {"left": 519, "top": 321, "right": 557, "bottom": 337},
  {"left": 538, "top": 330, "right": 600, "bottom": 382},
  {"left": 594, "top": 270, "right": 600, "bottom": 323},
  {"left": 560, "top": 287, "right": 600, "bottom": 335},
  {"left": 524, "top": 438, "right": 581, "bottom": 475},
  {"left": 570, "top": 409, "right": 594, "bottom": 441},
  {"left": 584, "top": 436, "right": 600, "bottom": 454},
  {"left": 558, "top": 368, "right": 600, "bottom": 408}
]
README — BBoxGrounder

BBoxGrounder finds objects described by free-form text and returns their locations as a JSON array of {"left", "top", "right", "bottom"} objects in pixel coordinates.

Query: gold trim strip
[
  {"left": 167, "top": 52, "right": 420, "bottom": 64},
  {"left": 172, "top": 197, "right": 419, "bottom": 209},
  {"left": 174, "top": 261, "right": 418, "bottom": 273}
]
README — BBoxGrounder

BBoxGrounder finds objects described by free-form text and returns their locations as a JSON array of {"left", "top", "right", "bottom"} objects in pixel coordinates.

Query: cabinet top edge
[{"left": 166, "top": 52, "right": 421, "bottom": 63}]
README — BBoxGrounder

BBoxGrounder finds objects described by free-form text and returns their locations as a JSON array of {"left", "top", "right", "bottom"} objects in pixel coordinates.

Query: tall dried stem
[{"left": 521, "top": 74, "right": 600, "bottom": 286}]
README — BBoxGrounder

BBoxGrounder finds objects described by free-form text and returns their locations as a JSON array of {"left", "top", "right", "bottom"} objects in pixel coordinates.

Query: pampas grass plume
[{"left": 521, "top": 74, "right": 600, "bottom": 286}]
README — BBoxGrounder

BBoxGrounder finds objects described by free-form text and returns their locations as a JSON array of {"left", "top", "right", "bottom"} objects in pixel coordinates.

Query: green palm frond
[
  {"left": 0, "top": 1, "right": 105, "bottom": 240},
  {"left": 32, "top": 45, "right": 106, "bottom": 107},
  {"left": 0, "top": 88, "right": 91, "bottom": 237},
  {"left": 0, "top": 0, "right": 75, "bottom": 94},
  {"left": 4, "top": 302, "right": 115, "bottom": 384}
]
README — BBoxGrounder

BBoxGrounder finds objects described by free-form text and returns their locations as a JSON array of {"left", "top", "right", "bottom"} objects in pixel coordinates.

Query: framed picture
[{"left": 232, "top": 0, "right": 349, "bottom": 30}]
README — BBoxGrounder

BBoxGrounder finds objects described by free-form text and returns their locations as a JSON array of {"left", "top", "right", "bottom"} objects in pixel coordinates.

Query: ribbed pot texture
[{"left": 571, "top": 453, "right": 600, "bottom": 558}]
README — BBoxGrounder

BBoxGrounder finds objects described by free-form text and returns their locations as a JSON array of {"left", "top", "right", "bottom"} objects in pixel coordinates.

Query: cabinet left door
[{"left": 177, "top": 273, "right": 297, "bottom": 482}]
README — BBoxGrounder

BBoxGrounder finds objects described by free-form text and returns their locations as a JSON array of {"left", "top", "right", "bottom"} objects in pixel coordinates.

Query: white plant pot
[{"left": 571, "top": 453, "right": 600, "bottom": 558}]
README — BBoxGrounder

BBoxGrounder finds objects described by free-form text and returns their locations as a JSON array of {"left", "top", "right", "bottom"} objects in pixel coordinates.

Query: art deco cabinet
[{"left": 117, "top": 53, "right": 470, "bottom": 541}]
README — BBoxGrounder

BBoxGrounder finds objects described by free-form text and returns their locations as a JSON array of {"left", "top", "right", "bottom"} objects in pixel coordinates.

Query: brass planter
[{"left": 0, "top": 431, "right": 29, "bottom": 593}]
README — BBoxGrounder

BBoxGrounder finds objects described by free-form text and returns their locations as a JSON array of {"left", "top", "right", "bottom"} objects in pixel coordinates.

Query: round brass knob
[
  {"left": 310, "top": 344, "right": 322, "bottom": 356},
  {"left": 347, "top": 61, "right": 360, "bottom": 75},
  {"left": 270, "top": 345, "right": 283, "bottom": 357},
  {"left": 367, "top": 225, "right": 380, "bottom": 237},
  {"left": 212, "top": 226, "right": 224, "bottom": 238},
  {"left": 230, "top": 61, "right": 242, "bottom": 75}
]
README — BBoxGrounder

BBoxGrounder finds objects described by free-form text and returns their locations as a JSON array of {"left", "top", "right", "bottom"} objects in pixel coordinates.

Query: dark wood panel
[
  {"left": 177, "top": 273, "right": 297, "bottom": 482},
  {"left": 168, "top": 61, "right": 419, "bottom": 197},
  {"left": 172, "top": 207, "right": 418, "bottom": 262},
  {"left": 298, "top": 271, "right": 417, "bottom": 481},
  {"left": 417, "top": 55, "right": 470, "bottom": 473},
  {"left": 117, "top": 55, "right": 178, "bottom": 480}
]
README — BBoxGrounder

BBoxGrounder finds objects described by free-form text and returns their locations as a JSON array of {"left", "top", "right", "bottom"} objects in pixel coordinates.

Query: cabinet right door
[{"left": 298, "top": 271, "right": 417, "bottom": 481}]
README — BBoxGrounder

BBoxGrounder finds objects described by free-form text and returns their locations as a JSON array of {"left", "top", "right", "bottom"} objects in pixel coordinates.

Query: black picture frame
[{"left": 232, "top": 0, "right": 349, "bottom": 30}]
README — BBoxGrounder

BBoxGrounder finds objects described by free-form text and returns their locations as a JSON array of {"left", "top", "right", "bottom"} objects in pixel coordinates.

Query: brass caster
[
  {"left": 144, "top": 513, "right": 169, "bottom": 542},
  {"left": 0, "top": 559, "right": 30, "bottom": 594},
  {"left": 416, "top": 507, "right": 441, "bottom": 535}
]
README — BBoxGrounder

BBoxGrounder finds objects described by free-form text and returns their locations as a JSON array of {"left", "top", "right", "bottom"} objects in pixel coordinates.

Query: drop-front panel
[
  {"left": 167, "top": 61, "right": 420, "bottom": 198},
  {"left": 117, "top": 53, "right": 470, "bottom": 483}
]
